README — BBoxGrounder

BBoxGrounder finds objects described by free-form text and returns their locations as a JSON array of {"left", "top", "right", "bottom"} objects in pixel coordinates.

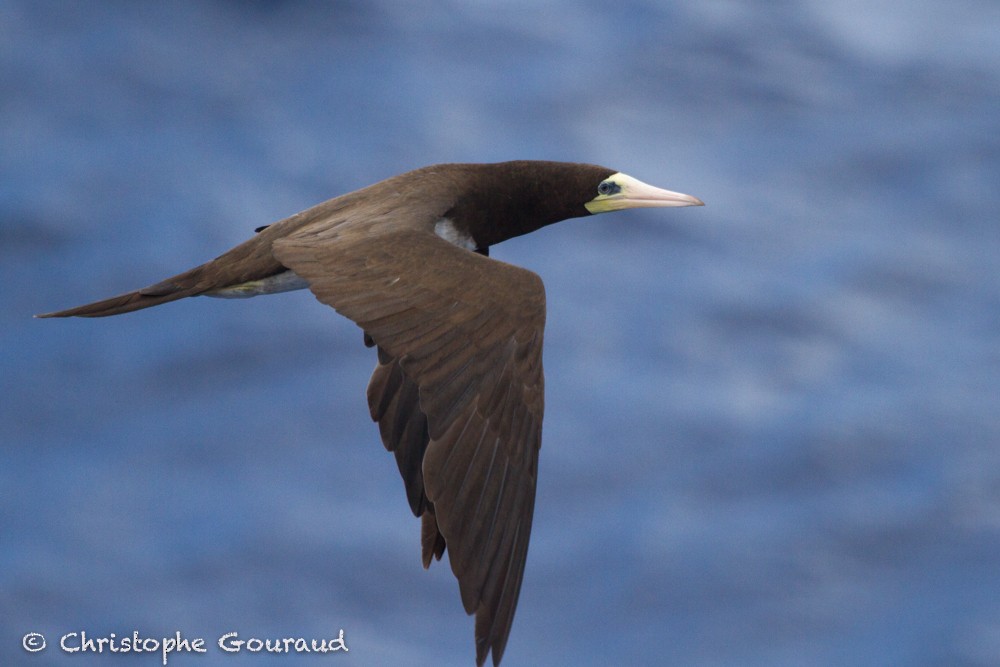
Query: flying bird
[{"left": 38, "top": 160, "right": 703, "bottom": 665}]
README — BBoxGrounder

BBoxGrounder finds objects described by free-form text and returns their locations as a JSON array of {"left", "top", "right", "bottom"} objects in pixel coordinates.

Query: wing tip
[{"left": 474, "top": 627, "right": 509, "bottom": 667}]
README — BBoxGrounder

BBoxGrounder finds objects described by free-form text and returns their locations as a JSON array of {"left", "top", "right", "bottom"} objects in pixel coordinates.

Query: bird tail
[
  {"left": 36, "top": 221, "right": 294, "bottom": 319},
  {"left": 35, "top": 265, "right": 210, "bottom": 318}
]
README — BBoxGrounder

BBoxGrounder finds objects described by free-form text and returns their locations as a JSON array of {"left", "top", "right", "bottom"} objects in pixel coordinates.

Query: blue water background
[{"left": 3, "top": 1, "right": 1000, "bottom": 665}]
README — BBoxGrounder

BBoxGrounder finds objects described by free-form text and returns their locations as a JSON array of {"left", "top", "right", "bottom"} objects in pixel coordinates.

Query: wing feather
[{"left": 273, "top": 229, "right": 545, "bottom": 666}]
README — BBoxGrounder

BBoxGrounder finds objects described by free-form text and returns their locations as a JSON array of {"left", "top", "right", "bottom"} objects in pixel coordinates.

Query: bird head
[{"left": 438, "top": 161, "right": 703, "bottom": 248}]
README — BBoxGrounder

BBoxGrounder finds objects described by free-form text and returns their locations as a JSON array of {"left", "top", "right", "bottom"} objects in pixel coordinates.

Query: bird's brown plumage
[
  {"left": 274, "top": 230, "right": 544, "bottom": 664},
  {"left": 37, "top": 161, "right": 702, "bottom": 666}
]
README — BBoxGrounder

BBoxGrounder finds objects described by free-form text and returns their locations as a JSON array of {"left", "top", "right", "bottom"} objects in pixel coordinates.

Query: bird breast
[{"left": 433, "top": 218, "right": 477, "bottom": 251}]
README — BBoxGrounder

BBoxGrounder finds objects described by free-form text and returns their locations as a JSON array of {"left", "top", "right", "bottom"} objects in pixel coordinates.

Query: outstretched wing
[{"left": 273, "top": 229, "right": 545, "bottom": 666}]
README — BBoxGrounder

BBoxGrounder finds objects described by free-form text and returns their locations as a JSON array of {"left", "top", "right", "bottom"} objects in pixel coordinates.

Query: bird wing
[{"left": 272, "top": 229, "right": 545, "bottom": 667}]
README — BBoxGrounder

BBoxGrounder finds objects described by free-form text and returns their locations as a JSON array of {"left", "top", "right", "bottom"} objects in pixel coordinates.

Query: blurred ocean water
[{"left": 3, "top": 1, "right": 1000, "bottom": 665}]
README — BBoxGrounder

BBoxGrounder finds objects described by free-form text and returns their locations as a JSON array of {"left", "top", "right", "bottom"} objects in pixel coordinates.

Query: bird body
[{"left": 39, "top": 160, "right": 702, "bottom": 665}]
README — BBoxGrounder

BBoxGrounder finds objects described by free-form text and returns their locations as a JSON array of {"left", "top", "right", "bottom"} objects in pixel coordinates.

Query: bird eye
[{"left": 597, "top": 181, "right": 619, "bottom": 196}]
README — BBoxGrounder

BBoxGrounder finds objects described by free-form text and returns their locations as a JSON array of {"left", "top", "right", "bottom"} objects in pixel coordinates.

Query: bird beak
[{"left": 585, "top": 172, "right": 704, "bottom": 213}]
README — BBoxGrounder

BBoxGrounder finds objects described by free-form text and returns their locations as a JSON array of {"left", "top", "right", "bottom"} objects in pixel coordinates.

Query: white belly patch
[
  {"left": 434, "top": 218, "right": 477, "bottom": 251},
  {"left": 205, "top": 270, "right": 310, "bottom": 299}
]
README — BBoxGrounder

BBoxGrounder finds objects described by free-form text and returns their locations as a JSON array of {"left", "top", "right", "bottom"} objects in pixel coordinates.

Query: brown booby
[{"left": 38, "top": 161, "right": 703, "bottom": 666}]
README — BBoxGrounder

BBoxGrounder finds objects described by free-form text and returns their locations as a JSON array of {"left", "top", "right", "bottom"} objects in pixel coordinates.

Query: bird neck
[{"left": 445, "top": 161, "right": 602, "bottom": 248}]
